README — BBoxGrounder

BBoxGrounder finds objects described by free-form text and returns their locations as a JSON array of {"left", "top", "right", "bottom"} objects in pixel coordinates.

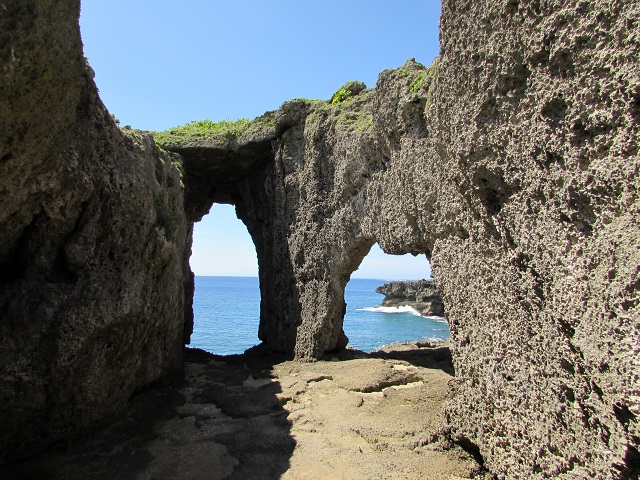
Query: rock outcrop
[
  {"left": 435, "top": 3, "right": 640, "bottom": 477},
  {"left": 159, "top": 62, "right": 439, "bottom": 360},
  {"left": 376, "top": 280, "right": 445, "bottom": 317},
  {"left": 0, "top": 0, "right": 191, "bottom": 463},
  {"left": 160, "top": 2, "right": 640, "bottom": 476},
  {"left": 1, "top": 0, "right": 638, "bottom": 478}
]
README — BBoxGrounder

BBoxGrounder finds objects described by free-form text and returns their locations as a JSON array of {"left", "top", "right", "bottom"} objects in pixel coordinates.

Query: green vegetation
[
  {"left": 331, "top": 88, "right": 353, "bottom": 104},
  {"left": 120, "top": 126, "right": 144, "bottom": 144},
  {"left": 242, "top": 113, "right": 276, "bottom": 136},
  {"left": 400, "top": 58, "right": 438, "bottom": 94},
  {"left": 153, "top": 114, "right": 277, "bottom": 149},
  {"left": 306, "top": 89, "right": 373, "bottom": 135},
  {"left": 409, "top": 72, "right": 428, "bottom": 93},
  {"left": 155, "top": 118, "right": 250, "bottom": 143},
  {"left": 330, "top": 81, "right": 367, "bottom": 104},
  {"left": 153, "top": 81, "right": 373, "bottom": 149}
]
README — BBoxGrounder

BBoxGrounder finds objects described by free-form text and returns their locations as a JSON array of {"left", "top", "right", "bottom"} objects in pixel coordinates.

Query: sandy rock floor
[{"left": 0, "top": 343, "right": 486, "bottom": 479}]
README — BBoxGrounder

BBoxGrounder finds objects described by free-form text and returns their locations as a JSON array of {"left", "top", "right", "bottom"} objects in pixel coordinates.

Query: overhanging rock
[{"left": 162, "top": 1, "right": 640, "bottom": 473}]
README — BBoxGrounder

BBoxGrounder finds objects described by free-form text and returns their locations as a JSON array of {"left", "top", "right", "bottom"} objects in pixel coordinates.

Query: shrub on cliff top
[
  {"left": 331, "top": 80, "right": 367, "bottom": 104},
  {"left": 164, "top": 118, "right": 250, "bottom": 138},
  {"left": 153, "top": 114, "right": 279, "bottom": 149}
]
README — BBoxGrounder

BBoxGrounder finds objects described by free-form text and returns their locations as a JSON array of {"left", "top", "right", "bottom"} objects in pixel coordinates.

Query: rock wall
[
  {"left": 0, "top": 1, "right": 190, "bottom": 463},
  {"left": 163, "top": 2, "right": 640, "bottom": 476},
  {"left": 435, "top": 2, "right": 640, "bottom": 477},
  {"left": 376, "top": 280, "right": 445, "bottom": 317}
]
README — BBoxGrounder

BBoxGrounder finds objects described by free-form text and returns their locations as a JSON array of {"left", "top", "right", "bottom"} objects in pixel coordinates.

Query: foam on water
[
  {"left": 190, "top": 276, "right": 451, "bottom": 355},
  {"left": 359, "top": 305, "right": 424, "bottom": 317}
]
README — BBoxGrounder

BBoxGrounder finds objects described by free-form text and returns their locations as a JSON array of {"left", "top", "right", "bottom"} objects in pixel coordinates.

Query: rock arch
[
  {"left": 165, "top": 17, "right": 640, "bottom": 472},
  {"left": 1, "top": 1, "right": 638, "bottom": 477},
  {"left": 164, "top": 60, "right": 439, "bottom": 359}
]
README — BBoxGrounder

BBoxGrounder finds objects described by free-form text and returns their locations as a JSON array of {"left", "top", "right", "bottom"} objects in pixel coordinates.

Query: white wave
[
  {"left": 423, "top": 316, "right": 448, "bottom": 323},
  {"left": 358, "top": 306, "right": 449, "bottom": 322},
  {"left": 358, "top": 305, "right": 423, "bottom": 317}
]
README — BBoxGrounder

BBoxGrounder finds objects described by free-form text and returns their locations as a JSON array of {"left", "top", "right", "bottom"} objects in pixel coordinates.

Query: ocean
[{"left": 189, "top": 276, "right": 450, "bottom": 355}]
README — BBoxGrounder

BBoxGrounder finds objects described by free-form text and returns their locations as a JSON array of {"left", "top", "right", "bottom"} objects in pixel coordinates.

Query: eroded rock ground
[{"left": 0, "top": 343, "right": 485, "bottom": 480}]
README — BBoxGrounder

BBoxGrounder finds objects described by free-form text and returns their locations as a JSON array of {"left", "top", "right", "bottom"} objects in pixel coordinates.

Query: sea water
[{"left": 189, "top": 276, "right": 450, "bottom": 355}]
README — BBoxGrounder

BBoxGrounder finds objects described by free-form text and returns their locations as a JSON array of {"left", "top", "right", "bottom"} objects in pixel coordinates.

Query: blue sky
[{"left": 80, "top": 1, "right": 441, "bottom": 279}]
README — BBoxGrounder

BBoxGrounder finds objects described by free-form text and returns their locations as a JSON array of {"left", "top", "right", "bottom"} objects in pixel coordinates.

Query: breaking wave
[
  {"left": 358, "top": 305, "right": 422, "bottom": 316},
  {"left": 357, "top": 305, "right": 409, "bottom": 316},
  {"left": 357, "top": 305, "right": 448, "bottom": 323}
]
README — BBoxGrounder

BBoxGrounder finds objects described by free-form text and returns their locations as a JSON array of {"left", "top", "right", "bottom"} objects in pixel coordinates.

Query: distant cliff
[{"left": 376, "top": 280, "right": 445, "bottom": 317}]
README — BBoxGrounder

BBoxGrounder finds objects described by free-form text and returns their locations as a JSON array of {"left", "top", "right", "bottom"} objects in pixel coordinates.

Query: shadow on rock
[
  {"left": 0, "top": 347, "right": 295, "bottom": 480},
  {"left": 365, "top": 341, "right": 455, "bottom": 376}
]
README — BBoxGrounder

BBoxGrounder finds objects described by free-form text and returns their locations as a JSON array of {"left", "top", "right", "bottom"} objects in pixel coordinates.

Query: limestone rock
[
  {"left": 1, "top": 0, "right": 639, "bottom": 478},
  {"left": 435, "top": 2, "right": 640, "bottom": 477},
  {"left": 0, "top": 1, "right": 191, "bottom": 463},
  {"left": 163, "top": 3, "right": 640, "bottom": 472},
  {"left": 376, "top": 280, "right": 445, "bottom": 317}
]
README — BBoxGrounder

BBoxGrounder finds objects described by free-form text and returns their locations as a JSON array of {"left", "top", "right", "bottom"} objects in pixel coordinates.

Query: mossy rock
[{"left": 331, "top": 80, "right": 367, "bottom": 104}]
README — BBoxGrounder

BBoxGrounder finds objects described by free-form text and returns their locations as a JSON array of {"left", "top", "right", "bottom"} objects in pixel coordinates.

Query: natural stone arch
[
  {"left": 163, "top": 24, "right": 640, "bottom": 475},
  {"left": 162, "top": 60, "right": 440, "bottom": 359},
  {"left": 326, "top": 237, "right": 437, "bottom": 350},
  {"left": 163, "top": 105, "right": 311, "bottom": 354}
]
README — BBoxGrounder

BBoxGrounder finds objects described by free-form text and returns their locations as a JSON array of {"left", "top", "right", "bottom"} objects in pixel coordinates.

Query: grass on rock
[{"left": 153, "top": 118, "right": 250, "bottom": 145}]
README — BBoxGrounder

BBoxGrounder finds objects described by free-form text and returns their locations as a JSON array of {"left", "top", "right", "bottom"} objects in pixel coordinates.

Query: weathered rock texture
[
  {"left": 0, "top": 0, "right": 190, "bottom": 463},
  {"left": 1, "top": 0, "right": 639, "bottom": 478},
  {"left": 376, "top": 280, "right": 445, "bottom": 317},
  {"left": 0, "top": 345, "right": 483, "bottom": 480},
  {"left": 435, "top": 2, "right": 640, "bottom": 477},
  {"left": 162, "top": 2, "right": 640, "bottom": 477}
]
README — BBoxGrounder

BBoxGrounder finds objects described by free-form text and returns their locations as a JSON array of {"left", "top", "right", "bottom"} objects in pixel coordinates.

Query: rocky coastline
[{"left": 376, "top": 280, "right": 445, "bottom": 317}]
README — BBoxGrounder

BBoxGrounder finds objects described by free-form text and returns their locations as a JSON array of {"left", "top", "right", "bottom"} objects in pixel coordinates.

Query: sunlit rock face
[
  {"left": 170, "top": 2, "right": 639, "bottom": 476},
  {"left": 433, "top": 2, "right": 640, "bottom": 477},
  {"left": 168, "top": 60, "right": 438, "bottom": 360},
  {"left": 0, "top": 0, "right": 191, "bottom": 463},
  {"left": 1, "top": 0, "right": 638, "bottom": 477},
  {"left": 375, "top": 280, "right": 445, "bottom": 317}
]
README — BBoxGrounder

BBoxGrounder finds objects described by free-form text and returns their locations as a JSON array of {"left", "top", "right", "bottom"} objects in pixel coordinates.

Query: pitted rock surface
[
  {"left": 163, "top": 3, "right": 640, "bottom": 475},
  {"left": 0, "top": 0, "right": 638, "bottom": 478}
]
